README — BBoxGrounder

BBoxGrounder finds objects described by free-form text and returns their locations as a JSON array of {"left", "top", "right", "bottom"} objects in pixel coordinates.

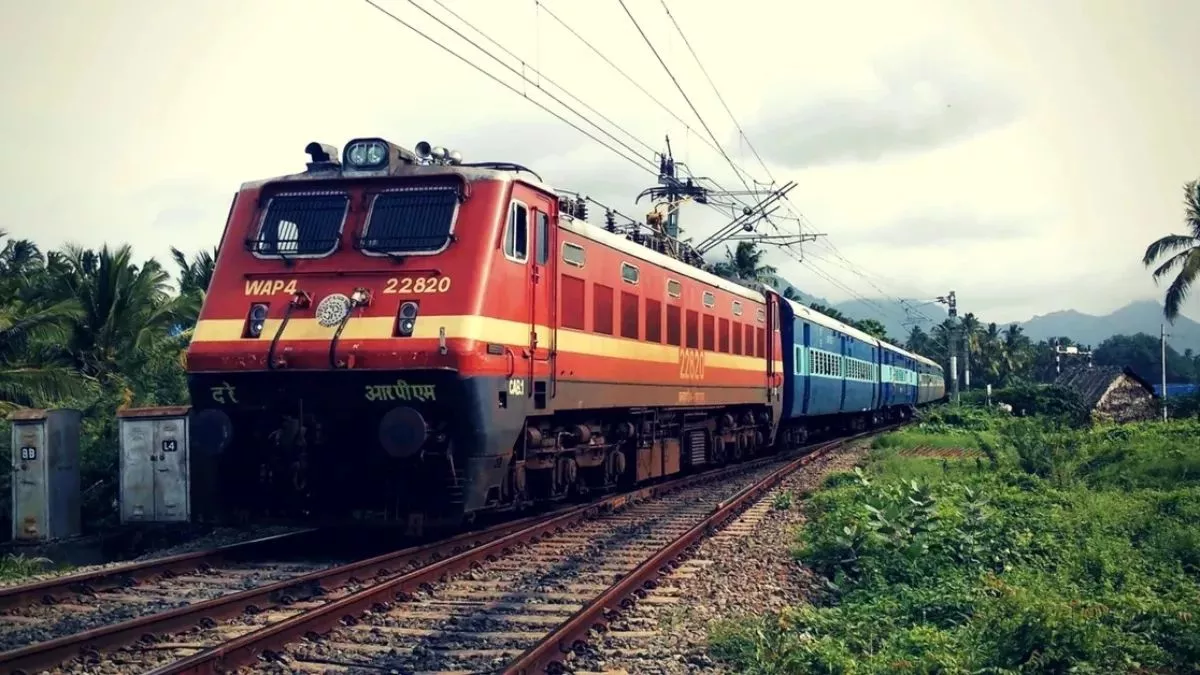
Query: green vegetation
[
  {"left": 710, "top": 406, "right": 1200, "bottom": 674},
  {"left": 0, "top": 231, "right": 209, "bottom": 539},
  {"left": 0, "top": 553, "right": 54, "bottom": 582}
]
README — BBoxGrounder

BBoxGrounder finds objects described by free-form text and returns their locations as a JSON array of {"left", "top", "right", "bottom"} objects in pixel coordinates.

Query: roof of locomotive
[
  {"left": 239, "top": 160, "right": 556, "bottom": 194},
  {"left": 233, "top": 147, "right": 939, "bottom": 372},
  {"left": 558, "top": 213, "right": 768, "bottom": 303}
]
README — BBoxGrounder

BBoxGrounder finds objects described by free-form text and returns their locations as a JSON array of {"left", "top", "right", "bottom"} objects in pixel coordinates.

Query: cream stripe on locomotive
[{"left": 192, "top": 316, "right": 785, "bottom": 373}]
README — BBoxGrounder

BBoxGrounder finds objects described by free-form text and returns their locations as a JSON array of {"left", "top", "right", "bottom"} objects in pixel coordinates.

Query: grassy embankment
[{"left": 711, "top": 406, "right": 1200, "bottom": 674}]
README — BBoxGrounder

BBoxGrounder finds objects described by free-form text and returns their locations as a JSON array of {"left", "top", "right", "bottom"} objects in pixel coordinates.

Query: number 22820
[{"left": 383, "top": 276, "right": 452, "bottom": 294}]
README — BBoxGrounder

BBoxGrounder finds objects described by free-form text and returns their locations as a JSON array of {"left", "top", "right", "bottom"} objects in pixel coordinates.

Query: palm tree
[
  {"left": 170, "top": 246, "right": 217, "bottom": 328},
  {"left": 711, "top": 241, "right": 777, "bottom": 284},
  {"left": 48, "top": 244, "right": 186, "bottom": 378},
  {"left": 0, "top": 299, "right": 88, "bottom": 412},
  {"left": 1143, "top": 179, "right": 1200, "bottom": 321}
]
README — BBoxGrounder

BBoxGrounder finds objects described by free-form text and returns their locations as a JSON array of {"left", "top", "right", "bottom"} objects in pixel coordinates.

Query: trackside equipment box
[
  {"left": 8, "top": 408, "right": 82, "bottom": 542},
  {"left": 117, "top": 406, "right": 191, "bottom": 524}
]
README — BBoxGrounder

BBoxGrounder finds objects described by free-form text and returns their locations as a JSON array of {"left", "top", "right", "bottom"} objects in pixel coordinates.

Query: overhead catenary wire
[
  {"left": 615, "top": 0, "right": 757, "bottom": 200},
  {"left": 360, "top": 0, "right": 658, "bottom": 178},
  {"left": 361, "top": 0, "right": 917, "bottom": 338},
  {"left": 656, "top": 0, "right": 775, "bottom": 187}
]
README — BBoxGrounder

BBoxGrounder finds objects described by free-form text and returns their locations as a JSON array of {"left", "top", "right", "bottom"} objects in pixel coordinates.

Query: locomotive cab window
[
  {"left": 504, "top": 202, "right": 529, "bottom": 263},
  {"left": 251, "top": 192, "right": 349, "bottom": 258},
  {"left": 535, "top": 211, "right": 550, "bottom": 264},
  {"left": 359, "top": 184, "right": 460, "bottom": 256}
]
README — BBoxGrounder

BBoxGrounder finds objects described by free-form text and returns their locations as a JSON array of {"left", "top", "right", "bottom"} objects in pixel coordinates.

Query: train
[{"left": 183, "top": 137, "right": 945, "bottom": 531}]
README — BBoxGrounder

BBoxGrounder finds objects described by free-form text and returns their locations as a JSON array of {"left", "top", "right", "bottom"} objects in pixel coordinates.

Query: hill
[{"left": 1014, "top": 300, "right": 1200, "bottom": 353}]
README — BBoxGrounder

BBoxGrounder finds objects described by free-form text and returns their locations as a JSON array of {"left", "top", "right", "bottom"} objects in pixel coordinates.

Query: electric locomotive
[{"left": 185, "top": 137, "right": 787, "bottom": 530}]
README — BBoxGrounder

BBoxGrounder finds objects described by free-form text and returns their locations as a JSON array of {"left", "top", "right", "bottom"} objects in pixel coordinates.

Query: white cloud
[{"left": 1, "top": 0, "right": 1198, "bottom": 325}]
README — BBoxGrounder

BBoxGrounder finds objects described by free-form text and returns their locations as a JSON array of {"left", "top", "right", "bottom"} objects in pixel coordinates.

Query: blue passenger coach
[{"left": 778, "top": 297, "right": 945, "bottom": 440}]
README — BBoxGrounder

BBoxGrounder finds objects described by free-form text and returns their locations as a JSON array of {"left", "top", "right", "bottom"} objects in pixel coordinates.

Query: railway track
[{"left": 0, "top": 430, "right": 878, "bottom": 675}]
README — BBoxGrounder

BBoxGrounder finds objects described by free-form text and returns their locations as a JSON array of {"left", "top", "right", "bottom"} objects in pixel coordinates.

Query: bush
[{"left": 710, "top": 420, "right": 1200, "bottom": 674}]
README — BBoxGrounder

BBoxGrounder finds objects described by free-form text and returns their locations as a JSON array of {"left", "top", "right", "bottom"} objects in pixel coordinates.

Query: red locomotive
[{"left": 186, "top": 137, "right": 789, "bottom": 530}]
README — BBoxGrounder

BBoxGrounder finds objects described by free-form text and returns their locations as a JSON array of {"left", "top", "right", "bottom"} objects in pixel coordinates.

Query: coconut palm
[
  {"left": 48, "top": 244, "right": 185, "bottom": 378},
  {"left": 1143, "top": 179, "right": 1200, "bottom": 321},
  {"left": 711, "top": 241, "right": 777, "bottom": 284},
  {"left": 0, "top": 299, "right": 88, "bottom": 412}
]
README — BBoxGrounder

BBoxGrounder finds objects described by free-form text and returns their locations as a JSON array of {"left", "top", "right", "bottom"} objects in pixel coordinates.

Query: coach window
[
  {"left": 621, "top": 262, "right": 640, "bottom": 285},
  {"left": 732, "top": 301, "right": 743, "bottom": 316},
  {"left": 702, "top": 291, "right": 716, "bottom": 308},
  {"left": 503, "top": 202, "right": 529, "bottom": 263},
  {"left": 535, "top": 211, "right": 550, "bottom": 265},
  {"left": 667, "top": 279, "right": 682, "bottom": 298},
  {"left": 562, "top": 242, "right": 585, "bottom": 267}
]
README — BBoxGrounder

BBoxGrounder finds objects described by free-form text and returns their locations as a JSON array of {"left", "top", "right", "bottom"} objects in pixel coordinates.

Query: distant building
[
  {"left": 1154, "top": 383, "right": 1199, "bottom": 397},
  {"left": 1053, "top": 365, "right": 1158, "bottom": 424}
]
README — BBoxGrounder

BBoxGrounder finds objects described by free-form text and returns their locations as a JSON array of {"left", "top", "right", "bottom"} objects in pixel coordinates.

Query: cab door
[{"left": 527, "top": 194, "right": 556, "bottom": 409}]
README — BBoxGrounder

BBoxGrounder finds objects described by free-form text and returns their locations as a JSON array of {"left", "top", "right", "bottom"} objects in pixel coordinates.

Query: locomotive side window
[
  {"left": 535, "top": 211, "right": 550, "bottom": 265},
  {"left": 702, "top": 291, "right": 716, "bottom": 308},
  {"left": 251, "top": 192, "right": 348, "bottom": 258},
  {"left": 562, "top": 242, "right": 585, "bottom": 267},
  {"left": 359, "top": 185, "right": 459, "bottom": 255},
  {"left": 732, "top": 301, "right": 743, "bottom": 316},
  {"left": 504, "top": 202, "right": 529, "bottom": 263},
  {"left": 645, "top": 299, "right": 663, "bottom": 343},
  {"left": 756, "top": 308, "right": 766, "bottom": 323},
  {"left": 666, "top": 279, "right": 682, "bottom": 298},
  {"left": 621, "top": 262, "right": 640, "bottom": 284}
]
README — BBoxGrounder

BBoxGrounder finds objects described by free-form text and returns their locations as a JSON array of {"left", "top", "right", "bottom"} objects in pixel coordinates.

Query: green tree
[
  {"left": 711, "top": 241, "right": 777, "bottom": 284},
  {"left": 809, "top": 303, "right": 851, "bottom": 324},
  {"left": 1094, "top": 333, "right": 1196, "bottom": 383},
  {"left": 1143, "top": 178, "right": 1200, "bottom": 321},
  {"left": 852, "top": 318, "right": 889, "bottom": 342}
]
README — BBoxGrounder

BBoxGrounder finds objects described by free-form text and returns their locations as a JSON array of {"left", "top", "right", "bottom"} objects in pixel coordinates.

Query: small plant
[
  {"left": 0, "top": 553, "right": 52, "bottom": 581},
  {"left": 771, "top": 490, "right": 793, "bottom": 511}
]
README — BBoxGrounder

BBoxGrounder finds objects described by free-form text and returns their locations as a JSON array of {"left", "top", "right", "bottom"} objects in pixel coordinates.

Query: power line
[
  {"left": 615, "top": 0, "right": 755, "bottom": 199},
  {"left": 425, "top": 0, "right": 659, "bottom": 159},
  {"left": 360, "top": 0, "right": 658, "bottom": 177},
  {"left": 656, "top": 0, "right": 774, "bottom": 186}
]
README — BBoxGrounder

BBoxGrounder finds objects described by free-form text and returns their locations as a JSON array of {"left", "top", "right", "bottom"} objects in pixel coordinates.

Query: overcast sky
[{"left": 3, "top": 0, "right": 1199, "bottom": 328}]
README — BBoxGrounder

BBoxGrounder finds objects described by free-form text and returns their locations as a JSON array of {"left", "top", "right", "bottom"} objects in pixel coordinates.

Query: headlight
[{"left": 344, "top": 139, "right": 390, "bottom": 170}]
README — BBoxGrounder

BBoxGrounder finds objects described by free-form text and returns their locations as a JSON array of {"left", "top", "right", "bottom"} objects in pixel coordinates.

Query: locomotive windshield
[
  {"left": 358, "top": 184, "right": 460, "bottom": 255},
  {"left": 250, "top": 193, "right": 349, "bottom": 257}
]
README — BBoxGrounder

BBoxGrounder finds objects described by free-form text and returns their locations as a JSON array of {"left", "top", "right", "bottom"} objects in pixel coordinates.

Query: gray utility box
[
  {"left": 118, "top": 406, "right": 191, "bottom": 524},
  {"left": 9, "top": 408, "right": 82, "bottom": 542}
]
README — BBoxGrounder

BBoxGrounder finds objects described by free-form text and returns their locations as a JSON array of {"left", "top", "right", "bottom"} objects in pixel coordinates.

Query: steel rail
[
  {"left": 0, "top": 529, "right": 316, "bottom": 612},
  {"left": 0, "top": 510, "right": 565, "bottom": 675},
  {"left": 139, "top": 447, "right": 806, "bottom": 675},
  {"left": 502, "top": 431, "right": 873, "bottom": 674}
]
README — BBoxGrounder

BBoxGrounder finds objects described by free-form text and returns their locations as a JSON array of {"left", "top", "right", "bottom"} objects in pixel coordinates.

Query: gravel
[
  {"left": 574, "top": 442, "right": 870, "bottom": 675},
  {"left": 0, "top": 525, "right": 306, "bottom": 591}
]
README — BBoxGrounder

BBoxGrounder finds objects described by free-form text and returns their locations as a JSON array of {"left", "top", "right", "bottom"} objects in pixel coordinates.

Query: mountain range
[{"left": 768, "top": 277, "right": 1200, "bottom": 354}]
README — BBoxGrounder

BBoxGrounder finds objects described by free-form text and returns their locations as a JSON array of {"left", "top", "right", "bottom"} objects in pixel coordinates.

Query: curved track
[{"left": 1, "top": 430, "right": 881, "bottom": 674}]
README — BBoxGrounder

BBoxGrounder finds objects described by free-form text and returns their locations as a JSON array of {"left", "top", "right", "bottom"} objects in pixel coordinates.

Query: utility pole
[
  {"left": 1161, "top": 323, "right": 1169, "bottom": 422},
  {"left": 936, "top": 291, "right": 959, "bottom": 404}
]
